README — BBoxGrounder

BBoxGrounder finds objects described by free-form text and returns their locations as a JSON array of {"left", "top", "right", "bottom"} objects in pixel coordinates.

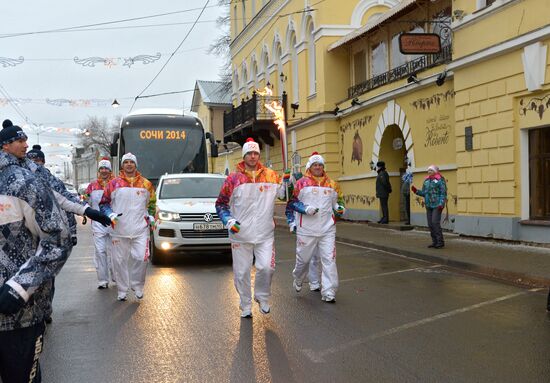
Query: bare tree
[
  {"left": 77, "top": 116, "right": 119, "bottom": 154},
  {"left": 208, "top": 0, "right": 232, "bottom": 93}
]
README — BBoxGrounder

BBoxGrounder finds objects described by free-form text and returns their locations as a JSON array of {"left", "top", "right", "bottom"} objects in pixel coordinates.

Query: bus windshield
[{"left": 119, "top": 114, "right": 207, "bottom": 183}]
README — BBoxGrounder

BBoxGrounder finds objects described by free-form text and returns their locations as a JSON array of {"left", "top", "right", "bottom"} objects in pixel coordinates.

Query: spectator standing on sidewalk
[
  {"left": 287, "top": 152, "right": 345, "bottom": 303},
  {"left": 411, "top": 165, "right": 447, "bottom": 248},
  {"left": 84, "top": 158, "right": 115, "bottom": 289},
  {"left": 100, "top": 153, "right": 157, "bottom": 301},
  {"left": 401, "top": 169, "right": 413, "bottom": 225},
  {"left": 215, "top": 138, "right": 289, "bottom": 318},
  {"left": 375, "top": 161, "right": 392, "bottom": 224},
  {"left": 0, "top": 122, "right": 71, "bottom": 382}
]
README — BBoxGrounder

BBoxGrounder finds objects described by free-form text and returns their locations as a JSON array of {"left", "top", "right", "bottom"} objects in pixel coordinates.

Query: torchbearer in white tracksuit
[
  {"left": 84, "top": 158, "right": 115, "bottom": 289},
  {"left": 215, "top": 138, "right": 289, "bottom": 318},
  {"left": 287, "top": 152, "right": 345, "bottom": 302},
  {"left": 100, "top": 153, "right": 157, "bottom": 301}
]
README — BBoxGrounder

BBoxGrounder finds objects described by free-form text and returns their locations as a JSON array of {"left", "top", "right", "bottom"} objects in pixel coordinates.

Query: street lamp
[{"left": 111, "top": 99, "right": 120, "bottom": 108}]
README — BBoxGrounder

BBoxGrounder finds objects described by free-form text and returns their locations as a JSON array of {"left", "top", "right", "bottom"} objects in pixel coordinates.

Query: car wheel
[{"left": 150, "top": 238, "right": 165, "bottom": 265}]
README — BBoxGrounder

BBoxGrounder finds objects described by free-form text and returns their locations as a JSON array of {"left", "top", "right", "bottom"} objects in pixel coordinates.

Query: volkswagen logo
[{"left": 203, "top": 213, "right": 214, "bottom": 222}]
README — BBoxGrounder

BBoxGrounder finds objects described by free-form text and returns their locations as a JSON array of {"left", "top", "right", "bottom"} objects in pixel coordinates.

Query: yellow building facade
[{"left": 215, "top": 0, "right": 550, "bottom": 243}]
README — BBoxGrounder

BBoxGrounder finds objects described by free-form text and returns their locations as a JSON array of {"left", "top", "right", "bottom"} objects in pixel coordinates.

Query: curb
[
  {"left": 333, "top": 236, "right": 550, "bottom": 289},
  {"left": 274, "top": 217, "right": 550, "bottom": 289}
]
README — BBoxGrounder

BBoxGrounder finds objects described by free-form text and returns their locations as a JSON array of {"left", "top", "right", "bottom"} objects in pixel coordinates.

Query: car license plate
[{"left": 193, "top": 223, "right": 223, "bottom": 231}]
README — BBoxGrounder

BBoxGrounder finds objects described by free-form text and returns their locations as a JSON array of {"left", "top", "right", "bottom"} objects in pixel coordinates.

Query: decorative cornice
[
  {"left": 230, "top": 0, "right": 290, "bottom": 58},
  {"left": 447, "top": 25, "right": 550, "bottom": 72}
]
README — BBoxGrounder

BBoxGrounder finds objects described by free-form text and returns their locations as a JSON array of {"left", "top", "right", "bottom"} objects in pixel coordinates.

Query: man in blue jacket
[{"left": 0, "top": 122, "right": 72, "bottom": 382}]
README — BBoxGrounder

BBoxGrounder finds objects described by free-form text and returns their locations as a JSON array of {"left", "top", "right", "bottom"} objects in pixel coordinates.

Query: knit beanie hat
[
  {"left": 427, "top": 164, "right": 439, "bottom": 173},
  {"left": 27, "top": 145, "right": 45, "bottom": 162},
  {"left": 98, "top": 157, "right": 112, "bottom": 171},
  {"left": 121, "top": 152, "right": 137, "bottom": 166},
  {"left": 306, "top": 151, "right": 325, "bottom": 171},
  {"left": 0, "top": 119, "right": 27, "bottom": 145},
  {"left": 242, "top": 138, "right": 260, "bottom": 157}
]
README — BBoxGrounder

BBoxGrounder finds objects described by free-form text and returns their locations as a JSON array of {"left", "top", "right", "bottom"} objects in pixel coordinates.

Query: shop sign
[{"left": 399, "top": 33, "right": 441, "bottom": 54}]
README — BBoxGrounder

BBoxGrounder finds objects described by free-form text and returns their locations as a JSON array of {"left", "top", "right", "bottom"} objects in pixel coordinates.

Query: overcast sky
[{"left": 0, "top": 1, "right": 227, "bottom": 171}]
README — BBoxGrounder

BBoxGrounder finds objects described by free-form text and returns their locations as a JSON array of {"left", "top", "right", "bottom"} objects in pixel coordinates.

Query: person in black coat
[{"left": 375, "top": 161, "right": 391, "bottom": 224}]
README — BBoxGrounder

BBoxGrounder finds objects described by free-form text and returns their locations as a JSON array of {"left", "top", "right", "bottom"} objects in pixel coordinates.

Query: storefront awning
[{"left": 328, "top": 0, "right": 419, "bottom": 52}]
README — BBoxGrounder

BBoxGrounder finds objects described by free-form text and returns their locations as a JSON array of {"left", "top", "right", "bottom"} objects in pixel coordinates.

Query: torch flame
[{"left": 256, "top": 86, "right": 285, "bottom": 130}]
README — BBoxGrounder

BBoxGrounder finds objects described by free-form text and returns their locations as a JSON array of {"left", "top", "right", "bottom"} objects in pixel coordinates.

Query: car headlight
[{"left": 158, "top": 210, "right": 181, "bottom": 221}]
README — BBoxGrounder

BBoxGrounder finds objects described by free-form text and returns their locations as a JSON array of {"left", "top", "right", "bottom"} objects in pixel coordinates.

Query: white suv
[{"left": 151, "top": 173, "right": 230, "bottom": 264}]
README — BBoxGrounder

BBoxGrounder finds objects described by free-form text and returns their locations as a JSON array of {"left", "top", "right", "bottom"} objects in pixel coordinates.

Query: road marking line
[
  {"left": 334, "top": 240, "right": 433, "bottom": 263},
  {"left": 302, "top": 288, "right": 543, "bottom": 363},
  {"left": 340, "top": 265, "right": 442, "bottom": 283}
]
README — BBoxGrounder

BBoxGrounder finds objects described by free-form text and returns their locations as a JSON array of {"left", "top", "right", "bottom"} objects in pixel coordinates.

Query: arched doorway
[{"left": 371, "top": 100, "right": 415, "bottom": 223}]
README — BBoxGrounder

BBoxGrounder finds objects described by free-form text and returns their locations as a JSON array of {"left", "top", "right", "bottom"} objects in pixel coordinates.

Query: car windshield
[{"left": 159, "top": 177, "right": 225, "bottom": 199}]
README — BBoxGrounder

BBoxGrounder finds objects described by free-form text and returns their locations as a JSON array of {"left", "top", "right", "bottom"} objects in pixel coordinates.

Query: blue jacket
[{"left": 0, "top": 151, "right": 71, "bottom": 331}]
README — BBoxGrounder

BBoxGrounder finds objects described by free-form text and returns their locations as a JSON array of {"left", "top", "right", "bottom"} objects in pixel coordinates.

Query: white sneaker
[
  {"left": 97, "top": 282, "right": 108, "bottom": 290},
  {"left": 309, "top": 283, "right": 321, "bottom": 292},
  {"left": 135, "top": 290, "right": 144, "bottom": 300},
  {"left": 117, "top": 294, "right": 127, "bottom": 301},
  {"left": 240, "top": 309, "right": 252, "bottom": 318},
  {"left": 254, "top": 297, "right": 270, "bottom": 314},
  {"left": 321, "top": 295, "right": 335, "bottom": 303},
  {"left": 293, "top": 279, "right": 302, "bottom": 292}
]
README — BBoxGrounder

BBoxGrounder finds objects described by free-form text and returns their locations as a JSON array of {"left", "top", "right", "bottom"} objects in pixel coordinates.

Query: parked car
[{"left": 151, "top": 173, "right": 230, "bottom": 264}]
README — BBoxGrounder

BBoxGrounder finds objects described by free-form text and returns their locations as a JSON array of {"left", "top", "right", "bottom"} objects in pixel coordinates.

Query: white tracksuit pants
[
  {"left": 111, "top": 234, "right": 149, "bottom": 297},
  {"left": 308, "top": 251, "right": 321, "bottom": 288},
  {"left": 92, "top": 232, "right": 112, "bottom": 285},
  {"left": 293, "top": 234, "right": 338, "bottom": 298},
  {"left": 231, "top": 237, "right": 275, "bottom": 311}
]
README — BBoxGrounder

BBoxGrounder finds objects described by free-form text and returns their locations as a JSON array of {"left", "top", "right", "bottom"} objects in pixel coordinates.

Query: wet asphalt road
[{"left": 41, "top": 223, "right": 550, "bottom": 383}]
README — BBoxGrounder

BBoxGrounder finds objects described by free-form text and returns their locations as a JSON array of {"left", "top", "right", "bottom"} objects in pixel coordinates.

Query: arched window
[
  {"left": 307, "top": 20, "right": 316, "bottom": 95},
  {"left": 233, "top": 5, "right": 238, "bottom": 36},
  {"left": 390, "top": 34, "right": 406, "bottom": 69},
  {"left": 241, "top": 65, "right": 248, "bottom": 90},
  {"left": 371, "top": 40, "right": 388, "bottom": 78},
  {"left": 251, "top": 58, "right": 258, "bottom": 90},
  {"left": 274, "top": 42, "right": 283, "bottom": 94},
  {"left": 242, "top": 0, "right": 247, "bottom": 28},
  {"left": 290, "top": 32, "right": 299, "bottom": 103},
  {"left": 261, "top": 50, "right": 270, "bottom": 85}
]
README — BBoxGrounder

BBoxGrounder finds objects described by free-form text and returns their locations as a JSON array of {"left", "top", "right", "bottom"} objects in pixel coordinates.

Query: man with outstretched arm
[
  {"left": 286, "top": 152, "right": 345, "bottom": 303},
  {"left": 0, "top": 122, "right": 72, "bottom": 382},
  {"left": 100, "top": 153, "right": 156, "bottom": 301},
  {"left": 215, "top": 138, "right": 289, "bottom": 318}
]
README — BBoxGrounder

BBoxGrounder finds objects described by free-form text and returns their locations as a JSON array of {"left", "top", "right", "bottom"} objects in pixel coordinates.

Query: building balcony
[
  {"left": 223, "top": 91, "right": 287, "bottom": 147},
  {"left": 348, "top": 44, "right": 452, "bottom": 100}
]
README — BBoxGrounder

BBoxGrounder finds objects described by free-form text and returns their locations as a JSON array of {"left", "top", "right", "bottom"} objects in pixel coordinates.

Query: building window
[
  {"left": 233, "top": 5, "right": 238, "bottom": 36},
  {"left": 242, "top": 0, "right": 247, "bottom": 28},
  {"left": 529, "top": 127, "right": 550, "bottom": 220},
  {"left": 353, "top": 50, "right": 367, "bottom": 85},
  {"left": 371, "top": 41, "right": 388, "bottom": 78},
  {"left": 476, "top": 0, "right": 497, "bottom": 10},
  {"left": 261, "top": 51, "right": 269, "bottom": 85},
  {"left": 307, "top": 21, "right": 316, "bottom": 95},
  {"left": 251, "top": 0, "right": 255, "bottom": 18},
  {"left": 390, "top": 34, "right": 406, "bottom": 69},
  {"left": 290, "top": 33, "right": 299, "bottom": 103}
]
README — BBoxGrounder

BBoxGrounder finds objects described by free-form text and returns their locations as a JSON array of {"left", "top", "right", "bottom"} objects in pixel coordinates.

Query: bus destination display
[{"left": 139, "top": 129, "right": 186, "bottom": 140}]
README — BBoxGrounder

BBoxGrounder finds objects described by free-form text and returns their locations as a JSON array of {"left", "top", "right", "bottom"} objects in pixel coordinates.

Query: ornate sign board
[{"left": 399, "top": 33, "right": 441, "bottom": 54}]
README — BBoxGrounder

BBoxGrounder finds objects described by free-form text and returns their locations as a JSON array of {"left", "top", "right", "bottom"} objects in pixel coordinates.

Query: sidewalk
[{"left": 274, "top": 206, "right": 550, "bottom": 288}]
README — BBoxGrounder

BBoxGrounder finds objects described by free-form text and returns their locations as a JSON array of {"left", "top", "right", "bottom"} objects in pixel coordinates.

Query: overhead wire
[{"left": 130, "top": 0, "right": 211, "bottom": 112}]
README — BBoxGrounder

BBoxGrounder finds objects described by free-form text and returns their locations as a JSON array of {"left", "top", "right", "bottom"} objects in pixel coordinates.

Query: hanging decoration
[
  {"left": 0, "top": 56, "right": 24, "bottom": 67},
  {"left": 45, "top": 98, "right": 112, "bottom": 107},
  {"left": 73, "top": 52, "right": 161, "bottom": 68}
]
